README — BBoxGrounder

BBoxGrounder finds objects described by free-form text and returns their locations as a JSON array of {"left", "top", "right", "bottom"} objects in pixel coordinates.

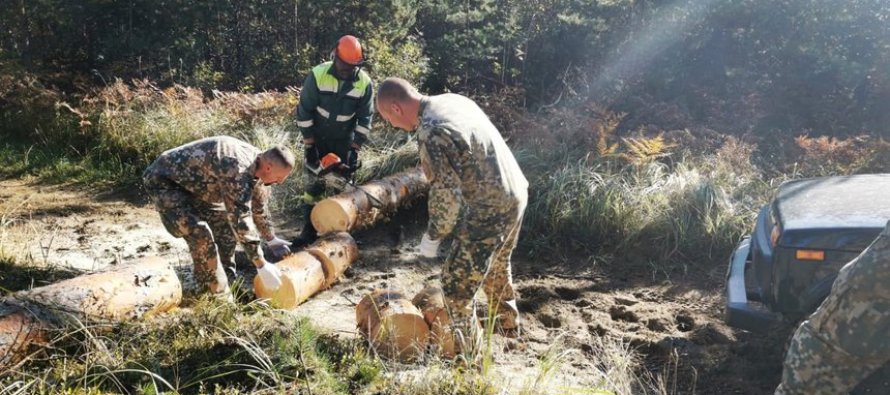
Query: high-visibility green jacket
[{"left": 294, "top": 61, "right": 373, "bottom": 146}]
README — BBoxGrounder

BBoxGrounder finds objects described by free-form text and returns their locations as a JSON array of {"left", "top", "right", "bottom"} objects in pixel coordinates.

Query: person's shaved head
[
  {"left": 376, "top": 77, "right": 424, "bottom": 131},
  {"left": 262, "top": 146, "right": 296, "bottom": 170},
  {"left": 377, "top": 77, "right": 420, "bottom": 106},
  {"left": 256, "top": 146, "right": 295, "bottom": 186}
]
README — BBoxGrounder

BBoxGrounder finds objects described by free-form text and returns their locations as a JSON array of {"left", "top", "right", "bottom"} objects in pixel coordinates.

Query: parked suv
[
  {"left": 725, "top": 174, "right": 890, "bottom": 332},
  {"left": 724, "top": 174, "right": 890, "bottom": 392}
]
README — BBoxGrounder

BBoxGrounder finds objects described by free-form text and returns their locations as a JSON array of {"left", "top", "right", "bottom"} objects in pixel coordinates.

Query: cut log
[
  {"left": 305, "top": 232, "right": 358, "bottom": 287},
  {"left": 311, "top": 167, "right": 429, "bottom": 235},
  {"left": 412, "top": 286, "right": 456, "bottom": 358},
  {"left": 356, "top": 289, "right": 429, "bottom": 362},
  {"left": 0, "top": 256, "right": 182, "bottom": 370},
  {"left": 254, "top": 251, "right": 326, "bottom": 309},
  {"left": 254, "top": 232, "right": 358, "bottom": 308},
  {"left": 14, "top": 256, "right": 181, "bottom": 321}
]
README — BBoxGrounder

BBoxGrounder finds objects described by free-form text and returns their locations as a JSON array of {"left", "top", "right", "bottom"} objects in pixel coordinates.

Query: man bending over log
[
  {"left": 143, "top": 136, "right": 294, "bottom": 298},
  {"left": 375, "top": 78, "right": 529, "bottom": 351}
]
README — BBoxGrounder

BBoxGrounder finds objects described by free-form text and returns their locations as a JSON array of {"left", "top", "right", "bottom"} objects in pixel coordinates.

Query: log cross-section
[{"left": 254, "top": 251, "right": 326, "bottom": 309}]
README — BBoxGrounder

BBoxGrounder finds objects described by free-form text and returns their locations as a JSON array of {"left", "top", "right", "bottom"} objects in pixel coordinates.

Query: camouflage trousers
[
  {"left": 441, "top": 192, "right": 527, "bottom": 351},
  {"left": 776, "top": 222, "right": 890, "bottom": 395},
  {"left": 143, "top": 174, "right": 233, "bottom": 295}
]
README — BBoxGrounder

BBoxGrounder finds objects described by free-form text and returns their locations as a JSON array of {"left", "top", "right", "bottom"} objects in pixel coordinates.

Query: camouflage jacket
[
  {"left": 416, "top": 94, "right": 529, "bottom": 240},
  {"left": 145, "top": 136, "right": 274, "bottom": 264}
]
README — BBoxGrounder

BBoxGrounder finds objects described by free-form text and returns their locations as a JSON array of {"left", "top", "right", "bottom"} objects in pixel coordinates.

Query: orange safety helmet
[{"left": 334, "top": 35, "right": 364, "bottom": 66}]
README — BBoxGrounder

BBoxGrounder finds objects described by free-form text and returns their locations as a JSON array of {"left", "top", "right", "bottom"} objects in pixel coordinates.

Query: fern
[
  {"left": 589, "top": 104, "right": 624, "bottom": 158},
  {"left": 622, "top": 133, "right": 674, "bottom": 164}
]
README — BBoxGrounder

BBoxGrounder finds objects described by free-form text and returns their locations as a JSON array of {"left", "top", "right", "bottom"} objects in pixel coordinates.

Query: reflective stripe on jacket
[{"left": 294, "top": 61, "right": 373, "bottom": 145}]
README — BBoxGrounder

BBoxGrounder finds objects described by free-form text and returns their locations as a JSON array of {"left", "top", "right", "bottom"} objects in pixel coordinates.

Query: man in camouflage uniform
[
  {"left": 143, "top": 136, "right": 295, "bottom": 296},
  {"left": 776, "top": 221, "right": 890, "bottom": 394},
  {"left": 375, "top": 77, "right": 529, "bottom": 351},
  {"left": 291, "top": 35, "right": 374, "bottom": 247}
]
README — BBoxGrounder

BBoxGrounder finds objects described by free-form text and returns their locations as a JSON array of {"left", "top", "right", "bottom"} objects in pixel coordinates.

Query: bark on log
[
  {"left": 412, "top": 286, "right": 456, "bottom": 358},
  {"left": 0, "top": 309, "right": 47, "bottom": 370},
  {"left": 0, "top": 257, "right": 182, "bottom": 370},
  {"left": 305, "top": 232, "right": 358, "bottom": 287},
  {"left": 254, "top": 251, "right": 326, "bottom": 309},
  {"left": 356, "top": 289, "right": 429, "bottom": 362},
  {"left": 13, "top": 256, "right": 181, "bottom": 321},
  {"left": 311, "top": 167, "right": 429, "bottom": 235}
]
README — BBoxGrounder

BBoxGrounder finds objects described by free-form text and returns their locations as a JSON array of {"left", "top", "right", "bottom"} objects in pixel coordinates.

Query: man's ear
[
  {"left": 391, "top": 102, "right": 402, "bottom": 117},
  {"left": 256, "top": 156, "right": 268, "bottom": 176}
]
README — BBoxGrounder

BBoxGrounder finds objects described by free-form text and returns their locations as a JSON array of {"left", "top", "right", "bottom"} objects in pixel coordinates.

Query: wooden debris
[
  {"left": 305, "top": 232, "right": 359, "bottom": 288},
  {"left": 254, "top": 251, "right": 326, "bottom": 309}
]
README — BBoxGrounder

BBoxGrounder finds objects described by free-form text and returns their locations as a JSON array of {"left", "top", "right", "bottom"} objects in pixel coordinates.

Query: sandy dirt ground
[{"left": 0, "top": 178, "right": 789, "bottom": 394}]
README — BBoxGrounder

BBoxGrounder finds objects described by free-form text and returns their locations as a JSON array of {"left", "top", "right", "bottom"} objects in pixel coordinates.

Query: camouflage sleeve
[
  {"left": 420, "top": 130, "right": 462, "bottom": 240},
  {"left": 295, "top": 72, "right": 318, "bottom": 140},
  {"left": 251, "top": 184, "right": 275, "bottom": 241},
  {"left": 223, "top": 171, "right": 265, "bottom": 265},
  {"left": 353, "top": 82, "right": 373, "bottom": 146}
]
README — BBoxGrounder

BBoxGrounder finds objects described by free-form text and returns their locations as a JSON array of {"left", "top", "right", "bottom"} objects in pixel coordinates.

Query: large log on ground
[
  {"left": 412, "top": 286, "right": 456, "bottom": 358},
  {"left": 14, "top": 256, "right": 181, "bottom": 321},
  {"left": 254, "top": 251, "right": 326, "bottom": 309},
  {"left": 356, "top": 289, "right": 429, "bottom": 362},
  {"left": 311, "top": 167, "right": 428, "bottom": 235},
  {"left": 254, "top": 232, "right": 358, "bottom": 308},
  {"left": 0, "top": 257, "right": 182, "bottom": 369}
]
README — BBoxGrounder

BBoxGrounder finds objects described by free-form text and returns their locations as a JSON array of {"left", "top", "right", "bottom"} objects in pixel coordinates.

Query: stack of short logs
[{"left": 355, "top": 286, "right": 457, "bottom": 362}]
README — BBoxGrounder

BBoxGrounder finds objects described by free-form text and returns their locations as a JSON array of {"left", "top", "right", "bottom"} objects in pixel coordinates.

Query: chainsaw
[{"left": 307, "top": 153, "right": 384, "bottom": 208}]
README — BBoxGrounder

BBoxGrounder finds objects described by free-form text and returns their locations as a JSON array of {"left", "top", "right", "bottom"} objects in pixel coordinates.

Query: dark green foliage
[
  {"left": 3, "top": 0, "right": 889, "bottom": 134},
  {"left": 0, "top": 0, "right": 426, "bottom": 90}
]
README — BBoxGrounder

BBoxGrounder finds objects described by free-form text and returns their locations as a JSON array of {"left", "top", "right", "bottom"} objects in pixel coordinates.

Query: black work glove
[
  {"left": 267, "top": 244, "right": 291, "bottom": 263},
  {"left": 304, "top": 144, "right": 319, "bottom": 168},
  {"left": 346, "top": 147, "right": 359, "bottom": 172}
]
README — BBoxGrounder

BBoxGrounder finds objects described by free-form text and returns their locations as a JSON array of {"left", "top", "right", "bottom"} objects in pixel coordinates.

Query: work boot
[
  {"left": 291, "top": 222, "right": 318, "bottom": 249},
  {"left": 223, "top": 264, "right": 240, "bottom": 284},
  {"left": 290, "top": 205, "right": 318, "bottom": 248}
]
